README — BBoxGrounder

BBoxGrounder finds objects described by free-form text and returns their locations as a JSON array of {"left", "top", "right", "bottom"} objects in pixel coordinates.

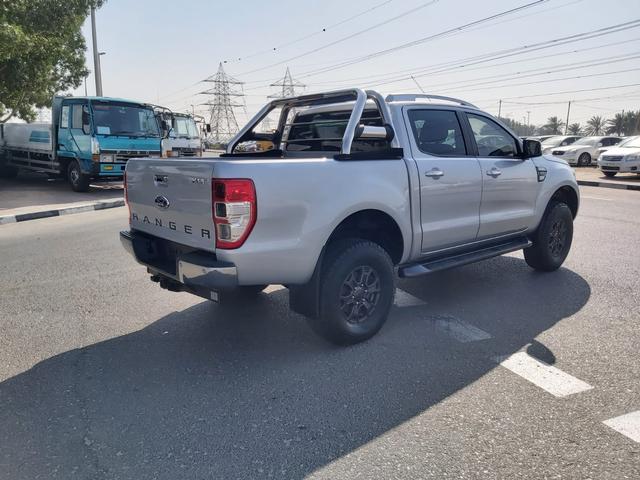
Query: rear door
[
  {"left": 404, "top": 107, "right": 483, "bottom": 252},
  {"left": 126, "top": 159, "right": 217, "bottom": 251},
  {"left": 463, "top": 112, "right": 538, "bottom": 239}
]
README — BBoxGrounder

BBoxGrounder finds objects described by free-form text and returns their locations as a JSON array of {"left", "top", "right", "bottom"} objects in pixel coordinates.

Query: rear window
[{"left": 284, "top": 109, "right": 390, "bottom": 153}]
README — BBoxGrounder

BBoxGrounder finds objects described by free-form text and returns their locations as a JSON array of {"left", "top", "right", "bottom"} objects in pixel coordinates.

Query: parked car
[
  {"left": 597, "top": 136, "right": 640, "bottom": 177},
  {"left": 120, "top": 89, "right": 579, "bottom": 345},
  {"left": 540, "top": 135, "right": 582, "bottom": 155},
  {"left": 549, "top": 136, "right": 623, "bottom": 166},
  {"left": 527, "top": 135, "right": 554, "bottom": 143},
  {"left": 595, "top": 135, "right": 638, "bottom": 160}
]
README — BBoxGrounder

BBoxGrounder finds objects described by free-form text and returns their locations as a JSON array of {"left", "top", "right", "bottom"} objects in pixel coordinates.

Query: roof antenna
[{"left": 411, "top": 75, "right": 426, "bottom": 94}]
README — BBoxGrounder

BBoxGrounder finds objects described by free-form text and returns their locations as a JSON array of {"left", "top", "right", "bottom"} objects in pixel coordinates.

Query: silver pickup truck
[{"left": 121, "top": 89, "right": 579, "bottom": 345}]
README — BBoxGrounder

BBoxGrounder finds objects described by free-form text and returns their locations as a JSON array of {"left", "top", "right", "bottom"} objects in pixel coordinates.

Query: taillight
[
  {"left": 212, "top": 179, "right": 256, "bottom": 249},
  {"left": 124, "top": 170, "right": 131, "bottom": 224}
]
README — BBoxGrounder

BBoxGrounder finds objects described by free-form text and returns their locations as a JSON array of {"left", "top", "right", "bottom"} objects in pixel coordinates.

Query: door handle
[
  {"left": 486, "top": 167, "right": 502, "bottom": 178},
  {"left": 425, "top": 168, "right": 444, "bottom": 178}
]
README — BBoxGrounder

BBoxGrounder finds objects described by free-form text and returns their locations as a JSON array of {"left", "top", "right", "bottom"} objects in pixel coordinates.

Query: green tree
[
  {"left": 567, "top": 123, "right": 581, "bottom": 135},
  {"left": 0, "top": 0, "right": 105, "bottom": 123},
  {"left": 585, "top": 115, "right": 606, "bottom": 135},
  {"left": 541, "top": 116, "right": 565, "bottom": 135},
  {"left": 606, "top": 113, "right": 625, "bottom": 136},
  {"left": 497, "top": 116, "right": 536, "bottom": 136}
]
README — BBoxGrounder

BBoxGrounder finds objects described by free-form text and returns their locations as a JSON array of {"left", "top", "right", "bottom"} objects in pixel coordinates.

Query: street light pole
[{"left": 91, "top": 7, "right": 103, "bottom": 96}]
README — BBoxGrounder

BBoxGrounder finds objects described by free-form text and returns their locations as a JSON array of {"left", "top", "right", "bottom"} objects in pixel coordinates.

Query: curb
[
  {"left": 0, "top": 199, "right": 125, "bottom": 225},
  {"left": 577, "top": 180, "right": 640, "bottom": 191}
]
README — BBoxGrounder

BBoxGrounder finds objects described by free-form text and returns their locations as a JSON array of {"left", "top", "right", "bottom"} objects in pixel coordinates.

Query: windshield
[
  {"left": 571, "top": 137, "right": 599, "bottom": 146},
  {"left": 541, "top": 136, "right": 565, "bottom": 146},
  {"left": 171, "top": 116, "right": 199, "bottom": 139},
  {"left": 620, "top": 136, "right": 640, "bottom": 148},
  {"left": 91, "top": 102, "right": 160, "bottom": 137}
]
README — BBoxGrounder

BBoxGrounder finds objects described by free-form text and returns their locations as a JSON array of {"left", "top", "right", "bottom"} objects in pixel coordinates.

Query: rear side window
[
  {"left": 60, "top": 106, "right": 70, "bottom": 128},
  {"left": 284, "top": 109, "right": 389, "bottom": 152},
  {"left": 467, "top": 113, "right": 517, "bottom": 157},
  {"left": 408, "top": 109, "right": 466, "bottom": 156},
  {"left": 71, "top": 104, "right": 84, "bottom": 129}
]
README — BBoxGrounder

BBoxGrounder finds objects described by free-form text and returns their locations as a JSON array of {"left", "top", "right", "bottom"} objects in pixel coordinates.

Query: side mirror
[
  {"left": 355, "top": 123, "right": 395, "bottom": 141},
  {"left": 160, "top": 120, "right": 170, "bottom": 138},
  {"left": 81, "top": 109, "right": 90, "bottom": 134},
  {"left": 205, "top": 123, "right": 211, "bottom": 133},
  {"left": 523, "top": 138, "right": 541, "bottom": 158}
]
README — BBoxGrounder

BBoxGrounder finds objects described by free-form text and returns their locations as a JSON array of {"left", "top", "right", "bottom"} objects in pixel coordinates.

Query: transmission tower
[
  {"left": 199, "top": 63, "right": 245, "bottom": 143},
  {"left": 268, "top": 67, "right": 306, "bottom": 99}
]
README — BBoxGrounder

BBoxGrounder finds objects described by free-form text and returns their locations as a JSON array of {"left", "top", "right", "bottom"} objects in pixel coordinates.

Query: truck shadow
[{"left": 0, "top": 256, "right": 590, "bottom": 479}]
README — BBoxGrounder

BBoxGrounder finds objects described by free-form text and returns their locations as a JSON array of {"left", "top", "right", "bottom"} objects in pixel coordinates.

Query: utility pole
[
  {"left": 268, "top": 67, "right": 305, "bottom": 99},
  {"left": 199, "top": 63, "right": 245, "bottom": 143},
  {"left": 498, "top": 99, "right": 502, "bottom": 118},
  {"left": 90, "top": 7, "right": 103, "bottom": 96},
  {"left": 526, "top": 110, "right": 531, "bottom": 126},
  {"left": 564, "top": 100, "right": 571, "bottom": 135}
]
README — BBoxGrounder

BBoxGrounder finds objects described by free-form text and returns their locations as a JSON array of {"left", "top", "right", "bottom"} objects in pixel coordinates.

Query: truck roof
[{"left": 56, "top": 95, "right": 151, "bottom": 105}]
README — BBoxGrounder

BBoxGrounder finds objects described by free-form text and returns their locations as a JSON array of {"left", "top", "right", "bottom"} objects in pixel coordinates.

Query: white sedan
[
  {"left": 598, "top": 136, "right": 640, "bottom": 177},
  {"left": 549, "top": 136, "right": 623, "bottom": 166}
]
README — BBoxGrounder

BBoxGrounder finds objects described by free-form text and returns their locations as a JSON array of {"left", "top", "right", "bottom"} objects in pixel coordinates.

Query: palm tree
[
  {"left": 606, "top": 113, "right": 625, "bottom": 136},
  {"left": 585, "top": 116, "right": 606, "bottom": 135},
  {"left": 542, "top": 116, "right": 565, "bottom": 135},
  {"left": 567, "top": 123, "right": 581, "bottom": 135}
]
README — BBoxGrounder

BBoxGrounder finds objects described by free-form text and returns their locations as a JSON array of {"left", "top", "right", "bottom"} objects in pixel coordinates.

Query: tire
[
  {"left": 310, "top": 239, "right": 395, "bottom": 345},
  {"left": 67, "top": 160, "right": 91, "bottom": 192},
  {"left": 577, "top": 152, "right": 590, "bottom": 167},
  {"left": 524, "top": 202, "right": 573, "bottom": 272},
  {"left": 0, "top": 165, "right": 19, "bottom": 179},
  {"left": 603, "top": 171, "right": 616, "bottom": 178}
]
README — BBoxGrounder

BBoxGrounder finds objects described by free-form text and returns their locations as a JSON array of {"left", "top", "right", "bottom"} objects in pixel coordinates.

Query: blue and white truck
[{"left": 0, "top": 96, "right": 162, "bottom": 191}]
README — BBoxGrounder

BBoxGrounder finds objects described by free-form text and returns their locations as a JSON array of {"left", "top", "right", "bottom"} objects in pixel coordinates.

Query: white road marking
[
  {"left": 581, "top": 195, "right": 612, "bottom": 201},
  {"left": 495, "top": 352, "right": 593, "bottom": 397},
  {"left": 433, "top": 315, "right": 491, "bottom": 342},
  {"left": 603, "top": 411, "right": 640, "bottom": 443},
  {"left": 264, "top": 284, "right": 286, "bottom": 293},
  {"left": 394, "top": 289, "right": 427, "bottom": 307}
]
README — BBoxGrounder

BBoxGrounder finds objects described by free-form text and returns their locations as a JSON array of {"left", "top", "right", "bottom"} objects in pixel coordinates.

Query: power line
[
  {"left": 222, "top": 0, "right": 394, "bottom": 64},
  {"left": 296, "top": 0, "right": 550, "bottom": 78},
  {"left": 236, "top": 0, "right": 440, "bottom": 76}
]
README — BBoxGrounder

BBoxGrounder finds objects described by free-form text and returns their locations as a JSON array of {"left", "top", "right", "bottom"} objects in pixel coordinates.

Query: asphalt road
[{"left": 0, "top": 186, "right": 638, "bottom": 479}]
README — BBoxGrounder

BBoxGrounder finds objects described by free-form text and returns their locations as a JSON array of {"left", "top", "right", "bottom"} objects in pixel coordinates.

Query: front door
[
  {"left": 404, "top": 107, "right": 483, "bottom": 253},
  {"left": 464, "top": 112, "right": 539, "bottom": 239}
]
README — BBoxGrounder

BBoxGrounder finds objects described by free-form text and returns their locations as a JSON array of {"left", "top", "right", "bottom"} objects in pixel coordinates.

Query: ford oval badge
[{"left": 154, "top": 195, "right": 170, "bottom": 210}]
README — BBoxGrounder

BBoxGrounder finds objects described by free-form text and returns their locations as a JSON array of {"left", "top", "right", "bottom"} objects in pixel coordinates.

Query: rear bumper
[{"left": 120, "top": 230, "right": 238, "bottom": 290}]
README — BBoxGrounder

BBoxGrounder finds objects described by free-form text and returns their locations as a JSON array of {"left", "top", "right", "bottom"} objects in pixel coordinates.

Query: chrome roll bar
[{"left": 226, "top": 88, "right": 398, "bottom": 155}]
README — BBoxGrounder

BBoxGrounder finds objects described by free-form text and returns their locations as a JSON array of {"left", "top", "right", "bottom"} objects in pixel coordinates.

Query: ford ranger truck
[{"left": 121, "top": 89, "right": 579, "bottom": 345}]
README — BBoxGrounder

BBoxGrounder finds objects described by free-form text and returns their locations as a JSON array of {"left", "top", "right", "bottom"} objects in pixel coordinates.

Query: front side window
[
  {"left": 60, "top": 106, "right": 70, "bottom": 128},
  {"left": 408, "top": 109, "right": 466, "bottom": 156},
  {"left": 467, "top": 113, "right": 517, "bottom": 157}
]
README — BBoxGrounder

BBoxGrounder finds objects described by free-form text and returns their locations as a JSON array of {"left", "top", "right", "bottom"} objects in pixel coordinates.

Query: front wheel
[
  {"left": 603, "top": 171, "right": 616, "bottom": 178},
  {"left": 524, "top": 202, "right": 573, "bottom": 272},
  {"left": 310, "top": 239, "right": 395, "bottom": 345},
  {"left": 67, "top": 160, "right": 91, "bottom": 192},
  {"left": 0, "top": 165, "right": 19, "bottom": 178}
]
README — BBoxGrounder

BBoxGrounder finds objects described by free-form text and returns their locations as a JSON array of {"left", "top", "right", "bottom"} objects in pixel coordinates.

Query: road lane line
[
  {"left": 603, "top": 411, "right": 640, "bottom": 443},
  {"left": 581, "top": 195, "right": 612, "bottom": 201},
  {"left": 495, "top": 352, "right": 593, "bottom": 397},
  {"left": 433, "top": 315, "right": 491, "bottom": 342},
  {"left": 395, "top": 289, "right": 427, "bottom": 307}
]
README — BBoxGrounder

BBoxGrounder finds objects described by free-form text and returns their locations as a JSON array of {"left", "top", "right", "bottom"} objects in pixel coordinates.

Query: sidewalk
[
  {"left": 574, "top": 166, "right": 640, "bottom": 191},
  {"left": 0, "top": 171, "right": 124, "bottom": 224}
]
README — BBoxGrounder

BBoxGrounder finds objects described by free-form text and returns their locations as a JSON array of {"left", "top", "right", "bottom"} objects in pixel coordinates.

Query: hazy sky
[{"left": 73, "top": 0, "right": 640, "bottom": 127}]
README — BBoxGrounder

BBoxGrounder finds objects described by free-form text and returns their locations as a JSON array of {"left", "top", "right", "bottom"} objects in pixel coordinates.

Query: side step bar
[{"left": 399, "top": 237, "right": 532, "bottom": 278}]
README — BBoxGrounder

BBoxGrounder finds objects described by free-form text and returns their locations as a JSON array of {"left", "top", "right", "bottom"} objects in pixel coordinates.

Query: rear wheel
[
  {"left": 67, "top": 160, "right": 91, "bottom": 192},
  {"left": 577, "top": 152, "right": 591, "bottom": 166},
  {"left": 524, "top": 202, "right": 573, "bottom": 272},
  {"left": 310, "top": 239, "right": 395, "bottom": 345},
  {"left": 603, "top": 171, "right": 616, "bottom": 178}
]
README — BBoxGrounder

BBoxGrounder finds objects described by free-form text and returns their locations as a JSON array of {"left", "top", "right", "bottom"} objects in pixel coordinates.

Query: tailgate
[{"left": 126, "top": 158, "right": 216, "bottom": 252}]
